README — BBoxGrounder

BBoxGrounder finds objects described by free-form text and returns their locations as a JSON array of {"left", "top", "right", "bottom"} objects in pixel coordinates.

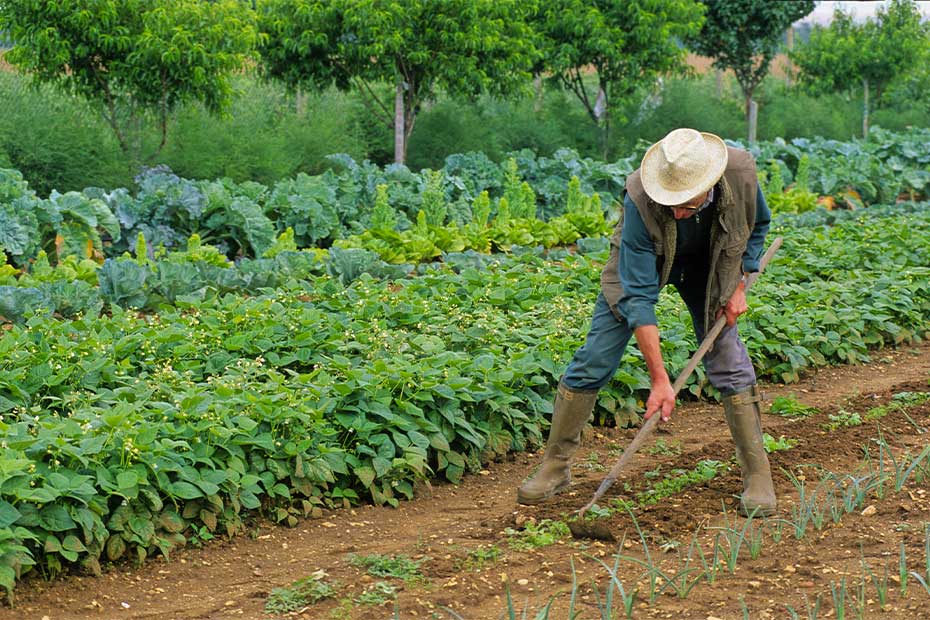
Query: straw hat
[{"left": 640, "top": 128, "right": 728, "bottom": 206}]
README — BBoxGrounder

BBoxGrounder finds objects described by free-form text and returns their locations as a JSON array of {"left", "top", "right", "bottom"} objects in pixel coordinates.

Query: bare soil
[{"left": 4, "top": 342, "right": 930, "bottom": 620}]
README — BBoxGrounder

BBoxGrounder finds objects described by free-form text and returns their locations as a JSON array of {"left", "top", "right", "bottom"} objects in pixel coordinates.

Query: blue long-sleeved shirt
[{"left": 616, "top": 185, "right": 770, "bottom": 330}]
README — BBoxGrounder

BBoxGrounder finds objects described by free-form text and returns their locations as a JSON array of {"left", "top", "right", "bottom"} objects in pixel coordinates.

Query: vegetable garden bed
[{"left": 0, "top": 202, "right": 928, "bottom": 600}]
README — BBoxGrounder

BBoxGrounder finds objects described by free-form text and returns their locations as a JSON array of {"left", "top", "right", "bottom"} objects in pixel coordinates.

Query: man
[{"left": 517, "top": 128, "right": 775, "bottom": 516}]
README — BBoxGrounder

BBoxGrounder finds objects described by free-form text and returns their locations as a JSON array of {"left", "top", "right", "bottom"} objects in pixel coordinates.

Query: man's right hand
[
  {"left": 644, "top": 378, "right": 676, "bottom": 422},
  {"left": 633, "top": 324, "right": 676, "bottom": 422}
]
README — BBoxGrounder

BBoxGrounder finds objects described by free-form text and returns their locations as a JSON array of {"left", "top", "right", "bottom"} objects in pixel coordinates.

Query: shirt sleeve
[
  {"left": 742, "top": 183, "right": 771, "bottom": 273},
  {"left": 616, "top": 194, "right": 660, "bottom": 330}
]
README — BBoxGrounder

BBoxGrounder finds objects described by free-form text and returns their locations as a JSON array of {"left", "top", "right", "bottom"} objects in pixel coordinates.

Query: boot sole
[
  {"left": 740, "top": 503, "right": 776, "bottom": 518},
  {"left": 516, "top": 481, "right": 570, "bottom": 506}
]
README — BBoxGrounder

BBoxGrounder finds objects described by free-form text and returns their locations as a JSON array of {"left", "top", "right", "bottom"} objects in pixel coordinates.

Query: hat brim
[{"left": 640, "top": 132, "right": 728, "bottom": 206}]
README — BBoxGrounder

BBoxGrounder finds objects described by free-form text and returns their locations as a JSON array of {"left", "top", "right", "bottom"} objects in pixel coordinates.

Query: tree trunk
[
  {"left": 747, "top": 99, "right": 758, "bottom": 144},
  {"left": 394, "top": 81, "right": 405, "bottom": 165},
  {"left": 785, "top": 27, "right": 794, "bottom": 88},
  {"left": 296, "top": 88, "right": 307, "bottom": 116},
  {"left": 862, "top": 77, "right": 870, "bottom": 139},
  {"left": 601, "top": 115, "right": 611, "bottom": 161},
  {"left": 533, "top": 74, "right": 543, "bottom": 113},
  {"left": 716, "top": 69, "right": 724, "bottom": 98},
  {"left": 403, "top": 104, "right": 417, "bottom": 166},
  {"left": 594, "top": 86, "right": 610, "bottom": 159}
]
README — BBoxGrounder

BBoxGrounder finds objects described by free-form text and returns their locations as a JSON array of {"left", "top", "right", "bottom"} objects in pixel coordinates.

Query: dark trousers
[{"left": 561, "top": 262, "right": 756, "bottom": 395}]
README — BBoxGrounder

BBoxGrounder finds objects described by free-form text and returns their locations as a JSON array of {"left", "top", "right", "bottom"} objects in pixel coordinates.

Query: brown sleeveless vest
[{"left": 600, "top": 146, "right": 759, "bottom": 333}]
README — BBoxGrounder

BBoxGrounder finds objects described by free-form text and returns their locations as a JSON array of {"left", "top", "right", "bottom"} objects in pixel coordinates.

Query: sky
[{"left": 798, "top": 0, "right": 930, "bottom": 24}]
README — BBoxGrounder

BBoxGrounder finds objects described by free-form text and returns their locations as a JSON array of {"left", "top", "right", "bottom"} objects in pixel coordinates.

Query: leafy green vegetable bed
[{"left": 0, "top": 205, "right": 928, "bottom": 595}]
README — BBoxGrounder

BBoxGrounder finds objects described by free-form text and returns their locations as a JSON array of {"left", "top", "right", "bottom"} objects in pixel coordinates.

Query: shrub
[{"left": 0, "top": 72, "right": 129, "bottom": 195}]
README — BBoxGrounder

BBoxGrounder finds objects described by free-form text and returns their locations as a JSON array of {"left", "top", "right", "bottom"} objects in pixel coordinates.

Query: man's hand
[
  {"left": 643, "top": 378, "right": 676, "bottom": 422},
  {"left": 717, "top": 279, "right": 748, "bottom": 326},
  {"left": 633, "top": 324, "right": 675, "bottom": 422}
]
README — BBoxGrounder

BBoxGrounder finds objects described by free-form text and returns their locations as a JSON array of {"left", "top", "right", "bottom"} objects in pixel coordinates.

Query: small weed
[
  {"left": 865, "top": 405, "right": 890, "bottom": 421},
  {"left": 786, "top": 593, "right": 822, "bottom": 620},
  {"left": 763, "top": 433, "right": 798, "bottom": 453},
  {"left": 611, "top": 497, "right": 636, "bottom": 513},
  {"left": 872, "top": 432, "right": 930, "bottom": 491},
  {"left": 505, "top": 519, "right": 570, "bottom": 551},
  {"left": 636, "top": 460, "right": 724, "bottom": 505},
  {"left": 646, "top": 438, "right": 682, "bottom": 456},
  {"left": 840, "top": 474, "right": 869, "bottom": 513},
  {"left": 783, "top": 469, "right": 815, "bottom": 539},
  {"left": 265, "top": 571, "right": 338, "bottom": 615},
  {"left": 899, "top": 541, "right": 909, "bottom": 597},
  {"left": 658, "top": 538, "right": 681, "bottom": 553},
  {"left": 644, "top": 465, "right": 664, "bottom": 480},
  {"left": 606, "top": 442, "right": 624, "bottom": 457},
  {"left": 830, "top": 577, "right": 847, "bottom": 620},
  {"left": 188, "top": 524, "right": 215, "bottom": 548},
  {"left": 769, "top": 395, "right": 818, "bottom": 419},
  {"left": 863, "top": 558, "right": 890, "bottom": 609},
  {"left": 764, "top": 517, "right": 784, "bottom": 544},
  {"left": 355, "top": 581, "right": 398, "bottom": 606},
  {"left": 502, "top": 580, "right": 557, "bottom": 620},
  {"left": 710, "top": 502, "right": 759, "bottom": 574},
  {"left": 349, "top": 553, "right": 425, "bottom": 582},
  {"left": 586, "top": 551, "right": 637, "bottom": 618},
  {"left": 909, "top": 523, "right": 930, "bottom": 596},
  {"left": 892, "top": 391, "right": 930, "bottom": 406},
  {"left": 582, "top": 503, "right": 613, "bottom": 520},
  {"left": 865, "top": 392, "right": 930, "bottom": 426},
  {"left": 824, "top": 409, "right": 862, "bottom": 431},
  {"left": 584, "top": 452, "right": 606, "bottom": 472},
  {"left": 454, "top": 545, "right": 503, "bottom": 571},
  {"left": 852, "top": 575, "right": 867, "bottom": 620}
]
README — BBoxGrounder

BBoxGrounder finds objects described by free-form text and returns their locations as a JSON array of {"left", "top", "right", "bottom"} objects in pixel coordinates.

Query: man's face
[{"left": 669, "top": 190, "right": 710, "bottom": 220}]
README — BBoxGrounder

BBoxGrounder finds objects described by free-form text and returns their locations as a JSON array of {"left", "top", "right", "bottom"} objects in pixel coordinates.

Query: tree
[
  {"left": 258, "top": 0, "right": 538, "bottom": 165},
  {"left": 688, "top": 0, "right": 815, "bottom": 141},
  {"left": 535, "top": 0, "right": 704, "bottom": 158},
  {"left": 0, "top": 0, "right": 258, "bottom": 160},
  {"left": 791, "top": 0, "right": 930, "bottom": 137}
]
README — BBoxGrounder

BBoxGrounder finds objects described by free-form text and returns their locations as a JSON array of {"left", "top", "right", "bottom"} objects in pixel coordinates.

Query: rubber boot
[
  {"left": 723, "top": 385, "right": 777, "bottom": 517},
  {"left": 517, "top": 382, "right": 597, "bottom": 505}
]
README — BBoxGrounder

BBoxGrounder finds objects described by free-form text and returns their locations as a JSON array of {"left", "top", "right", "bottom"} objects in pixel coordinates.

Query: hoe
[{"left": 569, "top": 237, "right": 783, "bottom": 541}]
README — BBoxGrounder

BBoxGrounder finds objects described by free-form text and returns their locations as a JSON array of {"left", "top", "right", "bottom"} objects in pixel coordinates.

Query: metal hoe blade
[{"left": 569, "top": 237, "right": 783, "bottom": 540}]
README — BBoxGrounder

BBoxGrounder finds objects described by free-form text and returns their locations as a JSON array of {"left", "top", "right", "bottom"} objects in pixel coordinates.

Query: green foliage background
[{"left": 2, "top": 70, "right": 929, "bottom": 197}]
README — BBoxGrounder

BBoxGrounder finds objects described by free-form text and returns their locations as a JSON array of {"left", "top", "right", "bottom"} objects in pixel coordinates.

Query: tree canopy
[
  {"left": 689, "top": 0, "right": 815, "bottom": 138},
  {"left": 258, "top": 0, "right": 538, "bottom": 165},
  {"left": 0, "top": 0, "right": 259, "bottom": 159},
  {"left": 791, "top": 0, "right": 930, "bottom": 136},
  {"left": 535, "top": 0, "right": 705, "bottom": 157}
]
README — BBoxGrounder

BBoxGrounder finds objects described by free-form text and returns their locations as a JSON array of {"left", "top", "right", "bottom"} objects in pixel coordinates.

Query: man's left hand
[{"left": 717, "top": 280, "right": 748, "bottom": 326}]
